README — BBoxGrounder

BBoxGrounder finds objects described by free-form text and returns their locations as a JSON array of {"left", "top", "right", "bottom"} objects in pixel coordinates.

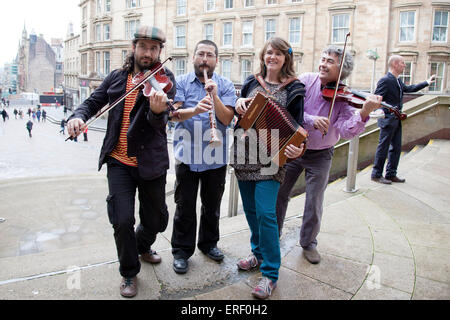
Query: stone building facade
[
  {"left": 64, "top": 29, "right": 81, "bottom": 109},
  {"left": 72, "top": 0, "right": 449, "bottom": 98},
  {"left": 17, "top": 26, "right": 64, "bottom": 95}
]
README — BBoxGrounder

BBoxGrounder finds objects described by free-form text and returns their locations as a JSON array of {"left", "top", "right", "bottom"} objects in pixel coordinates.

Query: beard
[
  {"left": 135, "top": 55, "right": 159, "bottom": 73},
  {"left": 194, "top": 63, "right": 214, "bottom": 79}
]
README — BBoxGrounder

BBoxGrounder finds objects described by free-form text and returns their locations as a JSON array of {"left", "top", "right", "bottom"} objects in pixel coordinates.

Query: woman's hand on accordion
[
  {"left": 235, "top": 97, "right": 252, "bottom": 115},
  {"left": 285, "top": 143, "right": 306, "bottom": 159}
]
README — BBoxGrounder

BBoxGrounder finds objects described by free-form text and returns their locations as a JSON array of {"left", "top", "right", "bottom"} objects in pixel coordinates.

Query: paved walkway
[{"left": 0, "top": 108, "right": 448, "bottom": 300}]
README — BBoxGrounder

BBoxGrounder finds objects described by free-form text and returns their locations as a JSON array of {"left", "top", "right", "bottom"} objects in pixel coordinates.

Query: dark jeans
[
  {"left": 372, "top": 118, "right": 402, "bottom": 178},
  {"left": 276, "top": 148, "right": 333, "bottom": 249},
  {"left": 106, "top": 157, "right": 168, "bottom": 278},
  {"left": 171, "top": 163, "right": 227, "bottom": 260}
]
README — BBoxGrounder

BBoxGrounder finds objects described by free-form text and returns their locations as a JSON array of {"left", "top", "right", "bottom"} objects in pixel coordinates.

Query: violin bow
[
  {"left": 66, "top": 57, "right": 173, "bottom": 141},
  {"left": 324, "top": 32, "right": 350, "bottom": 137}
]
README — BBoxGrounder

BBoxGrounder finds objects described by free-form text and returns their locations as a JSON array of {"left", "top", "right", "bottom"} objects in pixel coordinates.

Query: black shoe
[
  {"left": 386, "top": 176, "right": 405, "bottom": 183},
  {"left": 173, "top": 258, "right": 188, "bottom": 274},
  {"left": 203, "top": 247, "right": 224, "bottom": 262},
  {"left": 371, "top": 176, "right": 392, "bottom": 184}
]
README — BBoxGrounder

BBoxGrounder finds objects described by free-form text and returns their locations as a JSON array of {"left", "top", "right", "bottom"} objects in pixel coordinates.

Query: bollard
[
  {"left": 344, "top": 135, "right": 359, "bottom": 193},
  {"left": 228, "top": 166, "right": 239, "bottom": 217}
]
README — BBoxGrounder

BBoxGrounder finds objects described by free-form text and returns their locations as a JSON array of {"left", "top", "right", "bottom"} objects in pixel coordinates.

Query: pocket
[{"left": 106, "top": 194, "right": 116, "bottom": 225}]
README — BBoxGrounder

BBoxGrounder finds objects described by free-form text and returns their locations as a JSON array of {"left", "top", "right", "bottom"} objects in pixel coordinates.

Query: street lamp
[{"left": 366, "top": 49, "right": 380, "bottom": 93}]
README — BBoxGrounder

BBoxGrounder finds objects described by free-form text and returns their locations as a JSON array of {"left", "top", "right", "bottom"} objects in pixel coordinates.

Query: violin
[
  {"left": 322, "top": 83, "right": 407, "bottom": 121},
  {"left": 66, "top": 57, "right": 178, "bottom": 141}
]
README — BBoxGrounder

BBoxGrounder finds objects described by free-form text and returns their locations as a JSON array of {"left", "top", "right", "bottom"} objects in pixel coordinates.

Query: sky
[{"left": 0, "top": 0, "right": 80, "bottom": 66}]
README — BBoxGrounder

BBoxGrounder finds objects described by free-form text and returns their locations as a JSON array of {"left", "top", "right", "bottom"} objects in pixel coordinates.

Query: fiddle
[
  {"left": 132, "top": 63, "right": 179, "bottom": 118},
  {"left": 66, "top": 57, "right": 177, "bottom": 141},
  {"left": 322, "top": 83, "right": 407, "bottom": 121}
]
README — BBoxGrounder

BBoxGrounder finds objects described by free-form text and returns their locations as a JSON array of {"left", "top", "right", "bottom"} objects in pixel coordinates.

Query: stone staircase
[{"left": 0, "top": 140, "right": 448, "bottom": 300}]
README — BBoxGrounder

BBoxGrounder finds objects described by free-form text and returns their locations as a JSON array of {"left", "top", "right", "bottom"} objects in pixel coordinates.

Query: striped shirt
[{"left": 109, "top": 74, "right": 138, "bottom": 167}]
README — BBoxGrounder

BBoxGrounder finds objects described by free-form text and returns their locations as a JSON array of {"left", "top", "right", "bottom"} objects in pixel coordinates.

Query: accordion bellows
[{"left": 238, "top": 92, "right": 308, "bottom": 167}]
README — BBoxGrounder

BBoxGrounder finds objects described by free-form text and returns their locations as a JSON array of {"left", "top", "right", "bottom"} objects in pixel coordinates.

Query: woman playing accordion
[{"left": 231, "top": 37, "right": 306, "bottom": 299}]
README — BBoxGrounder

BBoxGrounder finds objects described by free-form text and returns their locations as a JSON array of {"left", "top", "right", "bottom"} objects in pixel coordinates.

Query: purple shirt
[{"left": 299, "top": 73, "right": 369, "bottom": 150}]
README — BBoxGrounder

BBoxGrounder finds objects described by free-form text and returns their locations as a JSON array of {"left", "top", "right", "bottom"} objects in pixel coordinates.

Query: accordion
[{"left": 238, "top": 92, "right": 308, "bottom": 167}]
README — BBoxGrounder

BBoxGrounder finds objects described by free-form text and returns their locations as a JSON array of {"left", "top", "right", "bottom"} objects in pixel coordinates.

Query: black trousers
[
  {"left": 106, "top": 157, "right": 168, "bottom": 278},
  {"left": 171, "top": 163, "right": 227, "bottom": 260}
]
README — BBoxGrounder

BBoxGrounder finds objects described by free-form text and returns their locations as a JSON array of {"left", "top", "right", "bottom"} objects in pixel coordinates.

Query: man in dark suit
[{"left": 371, "top": 55, "right": 435, "bottom": 184}]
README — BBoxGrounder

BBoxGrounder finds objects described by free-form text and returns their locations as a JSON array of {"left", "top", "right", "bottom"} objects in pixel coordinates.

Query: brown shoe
[
  {"left": 141, "top": 249, "right": 162, "bottom": 264},
  {"left": 303, "top": 248, "right": 321, "bottom": 264},
  {"left": 386, "top": 176, "right": 405, "bottom": 183},
  {"left": 120, "top": 277, "right": 137, "bottom": 298},
  {"left": 371, "top": 176, "right": 392, "bottom": 184}
]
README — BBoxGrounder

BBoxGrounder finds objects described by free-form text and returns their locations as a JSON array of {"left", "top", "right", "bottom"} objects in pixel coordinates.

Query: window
[
  {"left": 433, "top": 11, "right": 448, "bottom": 42},
  {"left": 205, "top": 0, "right": 215, "bottom": 11},
  {"left": 95, "top": 52, "right": 101, "bottom": 74},
  {"left": 105, "top": 0, "right": 111, "bottom": 12},
  {"left": 265, "top": 19, "right": 276, "bottom": 41},
  {"left": 241, "top": 59, "right": 252, "bottom": 83},
  {"left": 399, "top": 61, "right": 412, "bottom": 85},
  {"left": 242, "top": 21, "right": 253, "bottom": 46},
  {"left": 332, "top": 14, "right": 349, "bottom": 43},
  {"left": 82, "top": 29, "right": 87, "bottom": 45},
  {"left": 291, "top": 0, "right": 302, "bottom": 2},
  {"left": 81, "top": 53, "right": 87, "bottom": 75},
  {"left": 82, "top": 6, "right": 87, "bottom": 22},
  {"left": 223, "top": 22, "right": 233, "bottom": 46},
  {"left": 267, "top": 0, "right": 277, "bottom": 4},
  {"left": 177, "top": 0, "right": 187, "bottom": 15},
  {"left": 289, "top": 17, "right": 301, "bottom": 45},
  {"left": 122, "top": 50, "right": 128, "bottom": 63},
  {"left": 225, "top": 0, "right": 233, "bottom": 9},
  {"left": 221, "top": 60, "right": 232, "bottom": 80},
  {"left": 399, "top": 11, "right": 415, "bottom": 42},
  {"left": 244, "top": 0, "right": 254, "bottom": 7},
  {"left": 104, "top": 52, "right": 110, "bottom": 75},
  {"left": 96, "top": 0, "right": 102, "bottom": 15},
  {"left": 104, "top": 24, "right": 110, "bottom": 41},
  {"left": 175, "top": 59, "right": 187, "bottom": 76},
  {"left": 204, "top": 24, "right": 214, "bottom": 41},
  {"left": 175, "top": 25, "right": 186, "bottom": 48},
  {"left": 95, "top": 24, "right": 102, "bottom": 42},
  {"left": 126, "top": 0, "right": 140, "bottom": 9},
  {"left": 429, "top": 62, "right": 445, "bottom": 92},
  {"left": 125, "top": 20, "right": 140, "bottom": 40}
]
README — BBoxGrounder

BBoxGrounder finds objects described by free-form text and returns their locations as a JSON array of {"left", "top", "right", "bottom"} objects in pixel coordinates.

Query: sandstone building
[{"left": 72, "top": 0, "right": 449, "bottom": 98}]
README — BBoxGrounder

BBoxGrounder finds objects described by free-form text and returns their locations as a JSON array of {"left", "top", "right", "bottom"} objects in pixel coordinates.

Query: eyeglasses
[{"left": 195, "top": 52, "right": 216, "bottom": 59}]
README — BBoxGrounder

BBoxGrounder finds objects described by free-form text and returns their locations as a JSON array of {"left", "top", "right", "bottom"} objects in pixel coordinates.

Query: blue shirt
[{"left": 173, "top": 72, "right": 237, "bottom": 172}]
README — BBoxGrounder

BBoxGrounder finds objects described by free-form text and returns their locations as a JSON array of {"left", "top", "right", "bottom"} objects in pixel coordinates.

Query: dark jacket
[
  {"left": 375, "top": 72, "right": 428, "bottom": 125},
  {"left": 69, "top": 67, "right": 176, "bottom": 180},
  {"left": 239, "top": 74, "right": 306, "bottom": 126}
]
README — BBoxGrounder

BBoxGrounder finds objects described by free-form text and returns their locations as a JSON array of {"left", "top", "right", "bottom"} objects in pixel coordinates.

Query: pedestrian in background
[
  {"left": 60, "top": 119, "right": 66, "bottom": 134},
  {"left": 26, "top": 120, "right": 33, "bottom": 137},
  {"left": 42, "top": 109, "right": 47, "bottom": 122}
]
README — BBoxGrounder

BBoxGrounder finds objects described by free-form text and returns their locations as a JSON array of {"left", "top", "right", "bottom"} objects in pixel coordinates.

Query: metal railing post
[
  {"left": 344, "top": 135, "right": 359, "bottom": 193},
  {"left": 228, "top": 166, "right": 239, "bottom": 217}
]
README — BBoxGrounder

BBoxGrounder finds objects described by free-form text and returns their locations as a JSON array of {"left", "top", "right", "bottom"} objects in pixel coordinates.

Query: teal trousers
[{"left": 238, "top": 179, "right": 281, "bottom": 283}]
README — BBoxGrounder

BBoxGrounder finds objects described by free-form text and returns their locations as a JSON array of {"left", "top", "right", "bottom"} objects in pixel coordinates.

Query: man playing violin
[
  {"left": 276, "top": 45, "right": 382, "bottom": 264},
  {"left": 66, "top": 26, "right": 176, "bottom": 298},
  {"left": 371, "top": 55, "right": 435, "bottom": 184},
  {"left": 170, "top": 40, "right": 236, "bottom": 275}
]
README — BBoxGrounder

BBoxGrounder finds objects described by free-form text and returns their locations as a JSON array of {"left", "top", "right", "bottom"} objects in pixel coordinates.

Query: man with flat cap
[{"left": 67, "top": 26, "right": 176, "bottom": 298}]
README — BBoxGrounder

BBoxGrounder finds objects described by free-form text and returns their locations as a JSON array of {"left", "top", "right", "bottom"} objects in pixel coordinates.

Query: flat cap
[{"left": 134, "top": 25, "right": 166, "bottom": 43}]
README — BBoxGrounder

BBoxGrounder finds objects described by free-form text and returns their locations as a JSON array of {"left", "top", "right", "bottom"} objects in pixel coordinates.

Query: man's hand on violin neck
[
  {"left": 67, "top": 118, "right": 86, "bottom": 137},
  {"left": 360, "top": 94, "right": 382, "bottom": 120}
]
